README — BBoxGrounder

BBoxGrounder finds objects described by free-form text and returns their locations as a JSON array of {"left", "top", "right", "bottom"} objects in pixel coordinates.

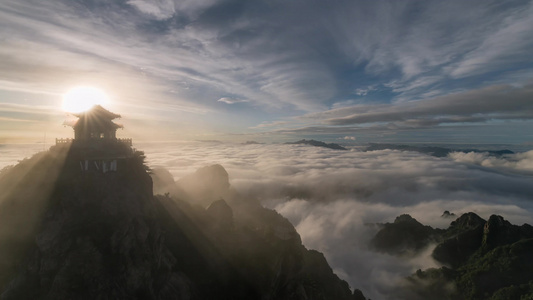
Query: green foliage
[
  {"left": 133, "top": 150, "right": 150, "bottom": 171},
  {"left": 390, "top": 212, "right": 533, "bottom": 300},
  {"left": 488, "top": 281, "right": 533, "bottom": 300},
  {"left": 403, "top": 267, "right": 459, "bottom": 300},
  {"left": 454, "top": 239, "right": 533, "bottom": 299},
  {"left": 371, "top": 214, "right": 439, "bottom": 255}
]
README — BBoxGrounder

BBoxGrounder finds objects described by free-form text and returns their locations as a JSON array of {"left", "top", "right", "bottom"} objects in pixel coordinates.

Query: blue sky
[{"left": 1, "top": 0, "right": 533, "bottom": 143}]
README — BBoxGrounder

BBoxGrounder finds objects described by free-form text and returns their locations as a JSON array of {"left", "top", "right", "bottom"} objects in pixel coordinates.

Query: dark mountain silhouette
[
  {"left": 242, "top": 141, "right": 264, "bottom": 145},
  {"left": 286, "top": 140, "right": 347, "bottom": 150},
  {"left": 371, "top": 212, "right": 533, "bottom": 299},
  {"left": 441, "top": 210, "right": 456, "bottom": 219},
  {"left": 370, "top": 214, "right": 442, "bottom": 256},
  {"left": 432, "top": 212, "right": 487, "bottom": 268},
  {"left": 0, "top": 147, "right": 365, "bottom": 299},
  {"left": 365, "top": 143, "right": 514, "bottom": 157}
]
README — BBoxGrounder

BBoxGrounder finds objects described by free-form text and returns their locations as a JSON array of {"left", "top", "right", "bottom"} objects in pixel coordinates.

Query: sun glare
[{"left": 62, "top": 86, "right": 110, "bottom": 113}]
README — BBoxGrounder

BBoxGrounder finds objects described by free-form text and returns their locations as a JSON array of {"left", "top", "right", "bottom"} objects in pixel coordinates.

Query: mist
[
  {"left": 135, "top": 141, "right": 533, "bottom": 299},
  {"left": 2, "top": 141, "right": 532, "bottom": 299},
  {"left": 0, "top": 145, "right": 71, "bottom": 289}
]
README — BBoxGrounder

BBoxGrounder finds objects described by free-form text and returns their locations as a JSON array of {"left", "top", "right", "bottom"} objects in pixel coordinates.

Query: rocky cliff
[
  {"left": 0, "top": 148, "right": 363, "bottom": 299},
  {"left": 371, "top": 212, "right": 533, "bottom": 299},
  {"left": 371, "top": 214, "right": 441, "bottom": 256}
]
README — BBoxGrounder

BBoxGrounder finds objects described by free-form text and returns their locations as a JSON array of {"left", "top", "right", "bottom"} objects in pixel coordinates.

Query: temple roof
[
  {"left": 72, "top": 105, "right": 121, "bottom": 120},
  {"left": 72, "top": 119, "right": 123, "bottom": 130},
  {"left": 69, "top": 105, "right": 123, "bottom": 130}
]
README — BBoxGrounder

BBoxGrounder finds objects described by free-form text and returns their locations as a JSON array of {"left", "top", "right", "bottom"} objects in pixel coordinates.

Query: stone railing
[
  {"left": 56, "top": 138, "right": 73, "bottom": 144},
  {"left": 117, "top": 138, "right": 132, "bottom": 146},
  {"left": 55, "top": 137, "right": 132, "bottom": 146}
]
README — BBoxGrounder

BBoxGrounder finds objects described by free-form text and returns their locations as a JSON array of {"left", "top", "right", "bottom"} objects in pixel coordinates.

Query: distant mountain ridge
[
  {"left": 365, "top": 143, "right": 514, "bottom": 157},
  {"left": 286, "top": 139, "right": 347, "bottom": 150}
]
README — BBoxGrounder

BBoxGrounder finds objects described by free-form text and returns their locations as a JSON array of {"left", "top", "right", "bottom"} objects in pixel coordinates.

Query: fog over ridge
[
  {"left": 137, "top": 141, "right": 533, "bottom": 299},
  {"left": 1, "top": 141, "right": 532, "bottom": 299}
]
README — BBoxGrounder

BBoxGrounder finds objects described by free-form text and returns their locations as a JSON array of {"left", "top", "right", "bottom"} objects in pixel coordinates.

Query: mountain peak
[
  {"left": 450, "top": 212, "right": 485, "bottom": 230},
  {"left": 0, "top": 151, "right": 362, "bottom": 299},
  {"left": 286, "top": 139, "right": 347, "bottom": 150}
]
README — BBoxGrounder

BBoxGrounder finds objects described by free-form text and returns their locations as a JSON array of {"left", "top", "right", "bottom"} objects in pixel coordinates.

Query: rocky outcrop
[
  {"left": 206, "top": 199, "right": 234, "bottom": 229},
  {"left": 151, "top": 167, "right": 177, "bottom": 195},
  {"left": 176, "top": 164, "right": 233, "bottom": 207},
  {"left": 0, "top": 150, "right": 363, "bottom": 299},
  {"left": 1, "top": 152, "right": 172, "bottom": 300},
  {"left": 432, "top": 213, "right": 486, "bottom": 267},
  {"left": 449, "top": 212, "right": 486, "bottom": 232},
  {"left": 455, "top": 238, "right": 533, "bottom": 300},
  {"left": 0, "top": 147, "right": 71, "bottom": 292},
  {"left": 481, "top": 215, "right": 533, "bottom": 251},
  {"left": 379, "top": 212, "right": 533, "bottom": 299},
  {"left": 441, "top": 211, "right": 456, "bottom": 219},
  {"left": 353, "top": 289, "right": 367, "bottom": 300},
  {"left": 371, "top": 214, "right": 438, "bottom": 255}
]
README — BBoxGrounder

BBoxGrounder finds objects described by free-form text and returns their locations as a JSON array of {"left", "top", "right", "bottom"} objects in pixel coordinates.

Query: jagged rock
[
  {"left": 454, "top": 238, "right": 533, "bottom": 300},
  {"left": 481, "top": 215, "right": 533, "bottom": 251},
  {"left": 0, "top": 151, "right": 360, "bottom": 300},
  {"left": 449, "top": 212, "right": 486, "bottom": 232},
  {"left": 401, "top": 267, "right": 457, "bottom": 300},
  {"left": 353, "top": 288, "right": 367, "bottom": 300},
  {"left": 151, "top": 167, "right": 176, "bottom": 195},
  {"left": 206, "top": 199, "right": 234, "bottom": 229},
  {"left": 432, "top": 213, "right": 486, "bottom": 267},
  {"left": 371, "top": 214, "right": 437, "bottom": 255},
  {"left": 0, "top": 148, "right": 71, "bottom": 291},
  {"left": 176, "top": 164, "right": 232, "bottom": 207},
  {"left": 0, "top": 151, "right": 175, "bottom": 300},
  {"left": 399, "top": 213, "right": 533, "bottom": 299},
  {"left": 441, "top": 211, "right": 456, "bottom": 218}
]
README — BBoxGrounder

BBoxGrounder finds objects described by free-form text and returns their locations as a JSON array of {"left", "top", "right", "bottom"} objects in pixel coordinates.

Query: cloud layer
[
  {"left": 2, "top": 141, "right": 533, "bottom": 299},
  {"left": 137, "top": 141, "right": 533, "bottom": 299},
  {"left": 320, "top": 84, "right": 533, "bottom": 126}
]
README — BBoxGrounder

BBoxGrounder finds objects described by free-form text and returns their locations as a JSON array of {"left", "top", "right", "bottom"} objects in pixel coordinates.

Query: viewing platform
[
  {"left": 55, "top": 138, "right": 132, "bottom": 146},
  {"left": 52, "top": 105, "right": 136, "bottom": 170},
  {"left": 56, "top": 138, "right": 73, "bottom": 144}
]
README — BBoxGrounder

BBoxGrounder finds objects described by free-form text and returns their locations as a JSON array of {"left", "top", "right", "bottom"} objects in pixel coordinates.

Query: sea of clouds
[
  {"left": 137, "top": 141, "right": 533, "bottom": 299},
  {"left": 2, "top": 141, "right": 533, "bottom": 299}
]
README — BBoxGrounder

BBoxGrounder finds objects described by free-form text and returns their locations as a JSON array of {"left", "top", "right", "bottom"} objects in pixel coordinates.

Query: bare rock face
[
  {"left": 0, "top": 148, "right": 71, "bottom": 291},
  {"left": 176, "top": 164, "right": 231, "bottom": 206},
  {"left": 449, "top": 212, "right": 486, "bottom": 231},
  {"left": 441, "top": 210, "right": 456, "bottom": 219},
  {"left": 206, "top": 199, "right": 234, "bottom": 229},
  {"left": 1, "top": 154, "right": 181, "bottom": 300},
  {"left": 432, "top": 212, "right": 486, "bottom": 267},
  {"left": 376, "top": 213, "right": 533, "bottom": 299},
  {"left": 482, "top": 214, "right": 533, "bottom": 250},
  {"left": 371, "top": 214, "right": 438, "bottom": 256},
  {"left": 151, "top": 167, "right": 176, "bottom": 195}
]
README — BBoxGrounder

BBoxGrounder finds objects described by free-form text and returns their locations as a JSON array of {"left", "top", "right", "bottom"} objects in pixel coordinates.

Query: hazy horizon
[
  {"left": 3, "top": 140, "right": 533, "bottom": 299},
  {"left": 2, "top": 1, "right": 533, "bottom": 298},
  {"left": 1, "top": 0, "right": 533, "bottom": 144}
]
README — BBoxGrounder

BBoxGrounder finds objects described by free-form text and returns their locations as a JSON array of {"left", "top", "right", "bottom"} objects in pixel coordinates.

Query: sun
[{"left": 62, "top": 86, "right": 110, "bottom": 113}]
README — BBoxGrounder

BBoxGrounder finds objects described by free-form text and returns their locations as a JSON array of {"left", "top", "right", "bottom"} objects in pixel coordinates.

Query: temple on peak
[
  {"left": 57, "top": 105, "right": 132, "bottom": 147},
  {"left": 72, "top": 105, "right": 123, "bottom": 141},
  {"left": 54, "top": 105, "right": 136, "bottom": 173}
]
